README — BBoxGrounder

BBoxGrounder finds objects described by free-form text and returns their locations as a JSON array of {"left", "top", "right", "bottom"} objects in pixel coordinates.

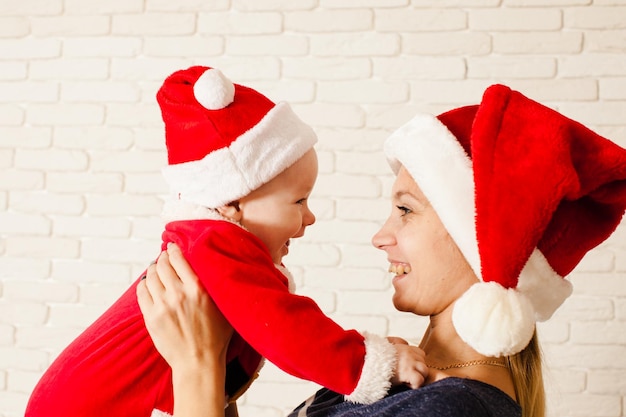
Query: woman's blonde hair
[{"left": 506, "top": 329, "right": 545, "bottom": 417}]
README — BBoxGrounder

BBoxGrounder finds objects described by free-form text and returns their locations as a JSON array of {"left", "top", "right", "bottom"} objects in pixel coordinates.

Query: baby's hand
[{"left": 388, "top": 337, "right": 428, "bottom": 389}]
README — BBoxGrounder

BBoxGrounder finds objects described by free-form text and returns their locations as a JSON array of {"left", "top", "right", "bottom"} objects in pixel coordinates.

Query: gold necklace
[{"left": 428, "top": 359, "right": 507, "bottom": 370}]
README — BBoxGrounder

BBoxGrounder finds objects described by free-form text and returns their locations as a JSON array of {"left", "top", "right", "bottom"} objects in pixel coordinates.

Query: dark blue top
[{"left": 288, "top": 377, "right": 521, "bottom": 417}]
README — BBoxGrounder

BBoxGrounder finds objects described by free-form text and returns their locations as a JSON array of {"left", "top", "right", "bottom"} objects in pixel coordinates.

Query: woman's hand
[{"left": 137, "top": 243, "right": 233, "bottom": 417}]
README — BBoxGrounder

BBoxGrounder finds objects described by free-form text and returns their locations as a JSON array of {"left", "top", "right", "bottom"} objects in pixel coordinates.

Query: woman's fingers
[{"left": 166, "top": 243, "right": 200, "bottom": 287}]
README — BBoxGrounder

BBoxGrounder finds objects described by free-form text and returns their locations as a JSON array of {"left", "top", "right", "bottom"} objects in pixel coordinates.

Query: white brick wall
[{"left": 0, "top": 1, "right": 625, "bottom": 416}]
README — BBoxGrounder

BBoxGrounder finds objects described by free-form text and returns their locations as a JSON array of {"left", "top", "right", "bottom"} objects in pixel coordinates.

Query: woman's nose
[{"left": 371, "top": 218, "right": 393, "bottom": 249}]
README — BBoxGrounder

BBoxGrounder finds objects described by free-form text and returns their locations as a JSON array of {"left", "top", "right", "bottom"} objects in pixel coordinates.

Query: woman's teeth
[{"left": 389, "top": 264, "right": 411, "bottom": 275}]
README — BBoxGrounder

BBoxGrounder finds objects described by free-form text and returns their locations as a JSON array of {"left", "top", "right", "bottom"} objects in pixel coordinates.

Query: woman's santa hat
[
  {"left": 385, "top": 84, "right": 626, "bottom": 357},
  {"left": 157, "top": 65, "right": 317, "bottom": 214}
]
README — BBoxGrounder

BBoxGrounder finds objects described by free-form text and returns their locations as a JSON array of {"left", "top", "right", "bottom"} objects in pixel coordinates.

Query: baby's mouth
[{"left": 388, "top": 264, "right": 411, "bottom": 276}]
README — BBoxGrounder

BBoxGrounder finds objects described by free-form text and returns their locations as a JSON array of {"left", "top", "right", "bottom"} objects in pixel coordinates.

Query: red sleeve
[{"left": 163, "top": 220, "right": 366, "bottom": 395}]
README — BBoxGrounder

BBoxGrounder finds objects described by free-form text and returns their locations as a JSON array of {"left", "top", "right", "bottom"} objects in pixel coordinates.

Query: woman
[{"left": 138, "top": 84, "right": 626, "bottom": 417}]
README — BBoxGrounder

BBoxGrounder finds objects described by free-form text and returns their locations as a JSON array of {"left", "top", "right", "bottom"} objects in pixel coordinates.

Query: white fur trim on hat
[
  {"left": 344, "top": 332, "right": 396, "bottom": 404},
  {"left": 162, "top": 102, "right": 317, "bottom": 209},
  {"left": 193, "top": 68, "right": 235, "bottom": 110},
  {"left": 384, "top": 114, "right": 573, "bottom": 356}
]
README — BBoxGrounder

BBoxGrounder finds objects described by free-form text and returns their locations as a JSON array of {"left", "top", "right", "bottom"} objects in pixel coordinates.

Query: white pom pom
[
  {"left": 193, "top": 68, "right": 235, "bottom": 110},
  {"left": 452, "top": 281, "right": 535, "bottom": 357}
]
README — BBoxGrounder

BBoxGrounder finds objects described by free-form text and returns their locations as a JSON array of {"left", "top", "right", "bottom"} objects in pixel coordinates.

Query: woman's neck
[{"left": 419, "top": 310, "right": 517, "bottom": 401}]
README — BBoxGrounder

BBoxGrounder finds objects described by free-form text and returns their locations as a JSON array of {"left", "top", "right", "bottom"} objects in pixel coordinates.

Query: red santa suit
[{"left": 25, "top": 66, "right": 397, "bottom": 417}]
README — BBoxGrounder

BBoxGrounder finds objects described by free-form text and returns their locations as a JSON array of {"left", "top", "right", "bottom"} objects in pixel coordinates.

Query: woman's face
[{"left": 372, "top": 167, "right": 478, "bottom": 316}]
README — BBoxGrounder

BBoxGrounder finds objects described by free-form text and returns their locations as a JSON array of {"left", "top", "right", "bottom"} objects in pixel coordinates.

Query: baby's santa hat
[
  {"left": 385, "top": 84, "right": 626, "bottom": 357},
  {"left": 157, "top": 66, "right": 317, "bottom": 215}
]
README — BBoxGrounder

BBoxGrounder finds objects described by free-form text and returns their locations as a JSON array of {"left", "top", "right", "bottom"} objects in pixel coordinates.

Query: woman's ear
[{"left": 216, "top": 201, "right": 242, "bottom": 222}]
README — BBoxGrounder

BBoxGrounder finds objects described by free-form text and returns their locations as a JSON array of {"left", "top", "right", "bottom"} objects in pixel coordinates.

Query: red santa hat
[
  {"left": 385, "top": 84, "right": 626, "bottom": 357},
  {"left": 157, "top": 66, "right": 317, "bottom": 214}
]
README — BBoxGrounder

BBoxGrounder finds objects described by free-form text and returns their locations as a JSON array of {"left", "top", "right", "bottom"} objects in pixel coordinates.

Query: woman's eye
[{"left": 396, "top": 205, "right": 411, "bottom": 215}]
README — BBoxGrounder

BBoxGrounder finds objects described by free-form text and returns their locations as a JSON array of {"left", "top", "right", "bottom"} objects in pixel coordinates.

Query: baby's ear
[{"left": 216, "top": 201, "right": 242, "bottom": 221}]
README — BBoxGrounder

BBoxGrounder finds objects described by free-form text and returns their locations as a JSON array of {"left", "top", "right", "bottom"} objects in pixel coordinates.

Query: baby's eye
[
  {"left": 396, "top": 205, "right": 411, "bottom": 215},
  {"left": 296, "top": 198, "right": 307, "bottom": 205}
]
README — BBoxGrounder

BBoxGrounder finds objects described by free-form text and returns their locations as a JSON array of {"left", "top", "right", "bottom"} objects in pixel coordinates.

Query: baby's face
[{"left": 236, "top": 149, "right": 318, "bottom": 265}]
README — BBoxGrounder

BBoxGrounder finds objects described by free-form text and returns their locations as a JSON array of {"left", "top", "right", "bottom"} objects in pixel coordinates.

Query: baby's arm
[{"left": 387, "top": 337, "right": 429, "bottom": 389}]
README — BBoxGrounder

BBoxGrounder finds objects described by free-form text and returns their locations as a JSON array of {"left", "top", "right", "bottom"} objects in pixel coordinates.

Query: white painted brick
[
  {"left": 616, "top": 298, "right": 626, "bottom": 320},
  {"left": 197, "top": 12, "right": 282, "bottom": 35},
  {"left": 336, "top": 197, "right": 389, "bottom": 222},
  {"left": 294, "top": 103, "right": 365, "bottom": 128},
  {"left": 310, "top": 32, "right": 400, "bottom": 57},
  {"left": 470, "top": 8, "right": 562, "bottom": 31},
  {"left": 0, "top": 347, "right": 48, "bottom": 372},
  {"left": 6, "top": 237, "right": 79, "bottom": 259},
  {"left": 315, "top": 173, "right": 381, "bottom": 198},
  {"left": 81, "top": 237, "right": 159, "bottom": 263},
  {"left": 79, "top": 282, "right": 129, "bottom": 305},
  {"left": 29, "top": 58, "right": 109, "bottom": 80},
  {"left": 63, "top": 37, "right": 142, "bottom": 58},
  {"left": 410, "top": 80, "right": 493, "bottom": 105},
  {"left": 575, "top": 248, "right": 615, "bottom": 272},
  {"left": 304, "top": 266, "right": 389, "bottom": 291},
  {"left": 586, "top": 30, "right": 626, "bottom": 54},
  {"left": 53, "top": 215, "right": 130, "bottom": 238},
  {"left": 543, "top": 368, "right": 586, "bottom": 394},
  {"left": 26, "top": 103, "right": 104, "bottom": 126},
  {"left": 550, "top": 393, "right": 621, "bottom": 417},
  {"left": 111, "top": 58, "right": 194, "bottom": 81},
  {"left": 571, "top": 321, "right": 626, "bottom": 344},
  {"left": 15, "top": 149, "right": 88, "bottom": 171},
  {"left": 234, "top": 0, "right": 317, "bottom": 10},
  {"left": 134, "top": 127, "right": 166, "bottom": 150},
  {"left": 0, "top": 127, "right": 51, "bottom": 148},
  {"left": 318, "top": 80, "right": 408, "bottom": 104},
  {"left": 286, "top": 243, "right": 341, "bottom": 267},
  {"left": 341, "top": 243, "right": 389, "bottom": 269},
  {"left": 147, "top": 0, "right": 229, "bottom": 11},
  {"left": 226, "top": 35, "right": 308, "bottom": 56},
  {"left": 0, "top": 105, "right": 23, "bottom": 125},
  {"left": 46, "top": 172, "right": 123, "bottom": 193},
  {"left": 335, "top": 151, "right": 389, "bottom": 176},
  {"left": 411, "top": 0, "right": 501, "bottom": 5},
  {"left": 0, "top": 0, "right": 62, "bottom": 15},
  {"left": 493, "top": 32, "right": 582, "bottom": 54},
  {"left": 64, "top": 0, "right": 142, "bottom": 14},
  {"left": 0, "top": 323, "right": 14, "bottom": 345},
  {"left": 0, "top": 39, "right": 60, "bottom": 60},
  {"left": 402, "top": 32, "right": 491, "bottom": 55},
  {"left": 305, "top": 220, "right": 379, "bottom": 245},
  {"left": 588, "top": 370, "right": 626, "bottom": 394},
  {"left": 0, "top": 301, "right": 47, "bottom": 326},
  {"left": 296, "top": 287, "right": 335, "bottom": 313},
  {"left": 130, "top": 217, "right": 164, "bottom": 239},
  {"left": 0, "top": 81, "right": 58, "bottom": 103},
  {"left": 314, "top": 150, "right": 334, "bottom": 174},
  {"left": 321, "top": 0, "right": 408, "bottom": 6},
  {"left": 560, "top": 54, "right": 626, "bottom": 77},
  {"left": 30, "top": 16, "right": 111, "bottom": 36},
  {"left": 243, "top": 380, "right": 321, "bottom": 408},
  {"left": 143, "top": 36, "right": 224, "bottom": 57},
  {"left": 330, "top": 314, "right": 389, "bottom": 335},
  {"left": 125, "top": 173, "right": 168, "bottom": 194},
  {"left": 0, "top": 391, "right": 29, "bottom": 416},
  {"left": 315, "top": 127, "right": 385, "bottom": 152},
  {"left": 365, "top": 104, "right": 426, "bottom": 130},
  {"left": 0, "top": 213, "right": 49, "bottom": 235},
  {"left": 307, "top": 197, "right": 334, "bottom": 221},
  {"left": 3, "top": 280, "right": 77, "bottom": 303},
  {"left": 570, "top": 272, "right": 626, "bottom": 297},
  {"left": 509, "top": 79, "right": 598, "bottom": 101},
  {"left": 0, "top": 17, "right": 28, "bottom": 37},
  {"left": 85, "top": 194, "right": 163, "bottom": 217},
  {"left": 556, "top": 295, "right": 614, "bottom": 321},
  {"left": 246, "top": 80, "right": 315, "bottom": 103},
  {"left": 51, "top": 260, "right": 131, "bottom": 284},
  {"left": 90, "top": 150, "right": 165, "bottom": 173},
  {"left": 468, "top": 56, "right": 556, "bottom": 78},
  {"left": 112, "top": 13, "right": 196, "bottom": 36},
  {"left": 285, "top": 10, "right": 373, "bottom": 32},
  {"left": 0, "top": 150, "right": 12, "bottom": 169},
  {"left": 376, "top": 8, "right": 467, "bottom": 32},
  {"left": 564, "top": 6, "right": 626, "bottom": 29},
  {"left": 388, "top": 313, "right": 429, "bottom": 343},
  {"left": 283, "top": 57, "right": 371, "bottom": 80},
  {"left": 544, "top": 343, "right": 626, "bottom": 368},
  {"left": 7, "top": 369, "right": 40, "bottom": 394},
  {"left": 185, "top": 57, "right": 281, "bottom": 81},
  {"left": 105, "top": 103, "right": 162, "bottom": 127},
  {"left": 10, "top": 191, "right": 84, "bottom": 215},
  {"left": 54, "top": 127, "right": 133, "bottom": 150},
  {"left": 598, "top": 78, "right": 626, "bottom": 100},
  {"left": 61, "top": 81, "right": 140, "bottom": 103},
  {"left": 374, "top": 56, "right": 466, "bottom": 80},
  {"left": 505, "top": 0, "right": 589, "bottom": 4},
  {"left": 0, "top": 259, "right": 49, "bottom": 280},
  {"left": 0, "top": 62, "right": 26, "bottom": 81}
]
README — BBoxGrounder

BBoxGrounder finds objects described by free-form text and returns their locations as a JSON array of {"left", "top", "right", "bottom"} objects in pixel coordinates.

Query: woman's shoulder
[{"left": 289, "top": 377, "right": 521, "bottom": 417}]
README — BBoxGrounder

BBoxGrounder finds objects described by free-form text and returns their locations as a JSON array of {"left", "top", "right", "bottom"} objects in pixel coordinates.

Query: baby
[{"left": 25, "top": 66, "right": 427, "bottom": 417}]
